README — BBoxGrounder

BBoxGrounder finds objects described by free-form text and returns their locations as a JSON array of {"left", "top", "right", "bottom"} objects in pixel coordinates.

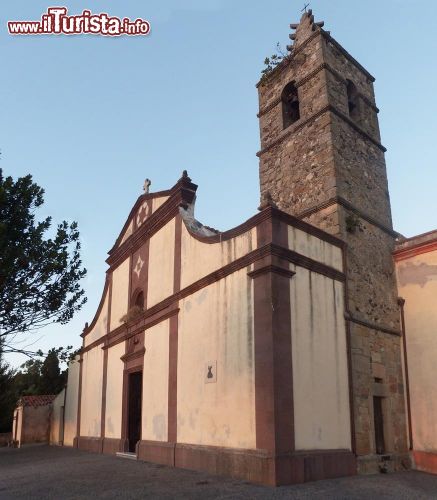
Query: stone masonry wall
[
  {"left": 257, "top": 11, "right": 408, "bottom": 468},
  {"left": 351, "top": 322, "right": 408, "bottom": 455}
]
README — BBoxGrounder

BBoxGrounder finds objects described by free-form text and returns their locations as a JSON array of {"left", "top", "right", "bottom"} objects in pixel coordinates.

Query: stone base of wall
[
  {"left": 74, "top": 436, "right": 356, "bottom": 485},
  {"left": 357, "top": 453, "right": 411, "bottom": 475},
  {"left": 137, "top": 441, "right": 356, "bottom": 486},
  {"left": 75, "top": 436, "right": 103, "bottom": 454},
  {"left": 102, "top": 438, "right": 125, "bottom": 455},
  {"left": 413, "top": 451, "right": 437, "bottom": 475},
  {"left": 137, "top": 440, "right": 175, "bottom": 466}
]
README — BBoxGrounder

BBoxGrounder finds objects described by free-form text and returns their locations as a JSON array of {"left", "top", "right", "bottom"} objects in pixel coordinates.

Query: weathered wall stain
[
  {"left": 152, "top": 414, "right": 166, "bottom": 441},
  {"left": 397, "top": 261, "right": 437, "bottom": 288}
]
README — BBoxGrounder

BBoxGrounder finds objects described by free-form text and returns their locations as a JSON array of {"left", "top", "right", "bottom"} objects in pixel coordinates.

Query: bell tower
[{"left": 257, "top": 10, "right": 409, "bottom": 471}]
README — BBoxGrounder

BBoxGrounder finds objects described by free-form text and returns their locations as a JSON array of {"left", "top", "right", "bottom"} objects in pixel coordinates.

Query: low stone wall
[{"left": 0, "top": 433, "right": 12, "bottom": 447}]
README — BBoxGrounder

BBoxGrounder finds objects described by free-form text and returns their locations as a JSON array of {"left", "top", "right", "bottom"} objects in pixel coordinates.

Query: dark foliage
[
  {"left": 0, "top": 354, "right": 16, "bottom": 433},
  {"left": 0, "top": 169, "right": 87, "bottom": 355}
]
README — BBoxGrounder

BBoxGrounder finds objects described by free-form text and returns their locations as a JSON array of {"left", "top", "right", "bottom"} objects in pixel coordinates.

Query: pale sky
[{"left": 2, "top": 0, "right": 436, "bottom": 367}]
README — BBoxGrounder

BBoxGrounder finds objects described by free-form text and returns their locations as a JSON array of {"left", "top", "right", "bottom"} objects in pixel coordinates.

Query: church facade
[
  {"left": 75, "top": 173, "right": 354, "bottom": 485},
  {"left": 59, "top": 10, "right": 431, "bottom": 485}
]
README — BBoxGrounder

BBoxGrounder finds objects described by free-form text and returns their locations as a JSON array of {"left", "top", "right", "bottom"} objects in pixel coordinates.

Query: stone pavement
[{"left": 1, "top": 446, "right": 437, "bottom": 499}]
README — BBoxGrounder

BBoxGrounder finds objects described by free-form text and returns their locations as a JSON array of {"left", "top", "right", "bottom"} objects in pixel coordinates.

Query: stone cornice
[
  {"left": 296, "top": 195, "right": 398, "bottom": 239},
  {"left": 185, "top": 205, "right": 344, "bottom": 249},
  {"left": 347, "top": 314, "right": 401, "bottom": 337},
  {"left": 320, "top": 29, "right": 375, "bottom": 83},
  {"left": 120, "top": 347, "right": 146, "bottom": 363},
  {"left": 257, "top": 104, "right": 386, "bottom": 157},
  {"left": 257, "top": 104, "right": 332, "bottom": 156},
  {"left": 247, "top": 264, "right": 296, "bottom": 280},
  {"left": 393, "top": 236, "right": 437, "bottom": 262},
  {"left": 256, "top": 27, "right": 375, "bottom": 91},
  {"left": 257, "top": 62, "right": 378, "bottom": 119},
  {"left": 330, "top": 106, "right": 385, "bottom": 151}
]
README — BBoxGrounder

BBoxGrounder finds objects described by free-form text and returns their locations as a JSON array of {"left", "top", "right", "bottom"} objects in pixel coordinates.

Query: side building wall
[
  {"left": 22, "top": 406, "right": 51, "bottom": 445},
  {"left": 395, "top": 233, "right": 437, "bottom": 474}
]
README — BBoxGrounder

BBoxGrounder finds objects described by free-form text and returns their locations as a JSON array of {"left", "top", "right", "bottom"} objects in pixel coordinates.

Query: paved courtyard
[{"left": 1, "top": 446, "right": 437, "bottom": 499}]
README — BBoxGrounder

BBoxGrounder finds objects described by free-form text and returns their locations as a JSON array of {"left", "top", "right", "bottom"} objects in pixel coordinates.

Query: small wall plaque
[{"left": 205, "top": 360, "right": 217, "bottom": 384}]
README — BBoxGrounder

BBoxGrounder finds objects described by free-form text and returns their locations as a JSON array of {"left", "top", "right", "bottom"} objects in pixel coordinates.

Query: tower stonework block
[{"left": 257, "top": 11, "right": 409, "bottom": 471}]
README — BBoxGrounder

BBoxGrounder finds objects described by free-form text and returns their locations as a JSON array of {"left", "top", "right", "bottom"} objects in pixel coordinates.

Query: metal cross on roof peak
[{"left": 302, "top": 2, "right": 310, "bottom": 13}]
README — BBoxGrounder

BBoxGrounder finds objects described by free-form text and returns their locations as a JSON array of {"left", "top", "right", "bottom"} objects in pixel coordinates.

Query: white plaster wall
[
  {"left": 50, "top": 389, "right": 65, "bottom": 445},
  {"left": 17, "top": 407, "right": 23, "bottom": 446},
  {"left": 147, "top": 219, "right": 175, "bottom": 307},
  {"left": 85, "top": 291, "right": 109, "bottom": 347},
  {"left": 177, "top": 269, "right": 255, "bottom": 449},
  {"left": 110, "top": 258, "right": 130, "bottom": 331},
  {"left": 63, "top": 357, "right": 80, "bottom": 446},
  {"left": 142, "top": 320, "right": 169, "bottom": 441},
  {"left": 105, "top": 343, "right": 125, "bottom": 439},
  {"left": 288, "top": 226, "right": 343, "bottom": 272},
  {"left": 396, "top": 250, "right": 437, "bottom": 453},
  {"left": 120, "top": 220, "right": 133, "bottom": 245},
  {"left": 80, "top": 347, "right": 104, "bottom": 437},
  {"left": 291, "top": 267, "right": 351, "bottom": 450},
  {"left": 152, "top": 196, "right": 169, "bottom": 213},
  {"left": 181, "top": 226, "right": 256, "bottom": 289}
]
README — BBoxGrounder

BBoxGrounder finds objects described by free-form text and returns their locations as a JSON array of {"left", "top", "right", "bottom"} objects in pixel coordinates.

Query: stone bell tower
[{"left": 257, "top": 10, "right": 409, "bottom": 471}]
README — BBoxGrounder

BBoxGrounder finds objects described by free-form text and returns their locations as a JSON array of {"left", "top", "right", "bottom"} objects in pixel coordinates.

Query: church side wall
[
  {"left": 80, "top": 347, "right": 104, "bottom": 437},
  {"left": 104, "top": 343, "right": 125, "bottom": 439},
  {"left": 180, "top": 225, "right": 257, "bottom": 290},
  {"left": 290, "top": 268, "right": 351, "bottom": 450},
  {"left": 396, "top": 248, "right": 437, "bottom": 473},
  {"left": 177, "top": 269, "right": 255, "bottom": 449},
  {"left": 287, "top": 225, "right": 342, "bottom": 271},
  {"left": 142, "top": 320, "right": 170, "bottom": 442}
]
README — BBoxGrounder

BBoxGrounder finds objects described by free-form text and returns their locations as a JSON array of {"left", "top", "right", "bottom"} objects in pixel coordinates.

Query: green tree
[
  {"left": 39, "top": 348, "right": 65, "bottom": 394},
  {"left": 0, "top": 353, "right": 16, "bottom": 432},
  {"left": 0, "top": 169, "right": 87, "bottom": 355},
  {"left": 12, "top": 357, "right": 43, "bottom": 396}
]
